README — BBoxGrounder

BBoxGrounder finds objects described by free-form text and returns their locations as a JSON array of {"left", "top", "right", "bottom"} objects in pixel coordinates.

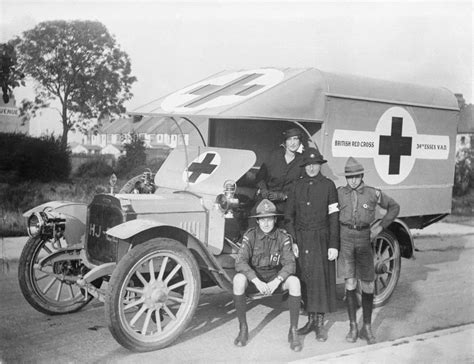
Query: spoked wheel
[
  {"left": 18, "top": 236, "right": 92, "bottom": 315},
  {"left": 106, "top": 238, "right": 201, "bottom": 352},
  {"left": 372, "top": 230, "right": 401, "bottom": 307}
]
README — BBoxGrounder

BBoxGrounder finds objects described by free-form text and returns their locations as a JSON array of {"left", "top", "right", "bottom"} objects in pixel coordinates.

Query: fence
[{"left": 70, "top": 154, "right": 116, "bottom": 174}]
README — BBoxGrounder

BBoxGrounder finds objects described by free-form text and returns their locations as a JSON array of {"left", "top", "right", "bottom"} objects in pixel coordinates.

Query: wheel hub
[
  {"left": 143, "top": 280, "right": 168, "bottom": 309},
  {"left": 374, "top": 261, "right": 388, "bottom": 274}
]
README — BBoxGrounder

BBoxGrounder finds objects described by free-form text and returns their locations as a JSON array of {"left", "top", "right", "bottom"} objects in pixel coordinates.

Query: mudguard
[
  {"left": 388, "top": 218, "right": 415, "bottom": 259},
  {"left": 106, "top": 219, "right": 232, "bottom": 287},
  {"left": 23, "top": 201, "right": 87, "bottom": 246}
]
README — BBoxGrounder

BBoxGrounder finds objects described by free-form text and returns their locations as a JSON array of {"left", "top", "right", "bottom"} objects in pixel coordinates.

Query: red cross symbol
[
  {"left": 378, "top": 117, "right": 413, "bottom": 175},
  {"left": 187, "top": 153, "right": 218, "bottom": 183},
  {"left": 179, "top": 73, "right": 265, "bottom": 108}
]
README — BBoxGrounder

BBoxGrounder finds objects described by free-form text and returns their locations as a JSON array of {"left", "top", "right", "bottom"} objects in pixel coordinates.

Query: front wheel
[
  {"left": 18, "top": 237, "right": 92, "bottom": 315},
  {"left": 105, "top": 238, "right": 201, "bottom": 352}
]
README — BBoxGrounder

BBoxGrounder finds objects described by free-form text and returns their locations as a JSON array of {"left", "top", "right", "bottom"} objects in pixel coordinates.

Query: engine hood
[
  {"left": 115, "top": 191, "right": 205, "bottom": 214},
  {"left": 154, "top": 145, "right": 256, "bottom": 196}
]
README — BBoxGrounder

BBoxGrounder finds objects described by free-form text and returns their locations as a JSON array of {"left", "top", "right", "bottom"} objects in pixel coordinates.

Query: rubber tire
[
  {"left": 356, "top": 230, "right": 401, "bottom": 307},
  {"left": 106, "top": 238, "right": 201, "bottom": 352},
  {"left": 18, "top": 236, "right": 92, "bottom": 315}
]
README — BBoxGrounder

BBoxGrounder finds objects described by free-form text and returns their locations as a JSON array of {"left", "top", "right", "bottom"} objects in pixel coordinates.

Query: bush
[
  {"left": 116, "top": 132, "right": 146, "bottom": 177},
  {"left": 0, "top": 177, "right": 117, "bottom": 236},
  {"left": 74, "top": 157, "right": 114, "bottom": 178},
  {"left": 453, "top": 146, "right": 473, "bottom": 196},
  {"left": 0, "top": 132, "right": 71, "bottom": 182}
]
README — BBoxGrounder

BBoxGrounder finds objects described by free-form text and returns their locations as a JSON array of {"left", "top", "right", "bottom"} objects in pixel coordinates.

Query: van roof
[{"left": 130, "top": 68, "right": 459, "bottom": 121}]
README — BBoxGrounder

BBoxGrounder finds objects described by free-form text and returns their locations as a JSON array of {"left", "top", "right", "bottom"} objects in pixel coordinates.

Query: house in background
[
  {"left": 101, "top": 143, "right": 125, "bottom": 159},
  {"left": 455, "top": 94, "right": 473, "bottom": 152},
  {"left": 0, "top": 96, "right": 29, "bottom": 134},
  {"left": 79, "top": 116, "right": 197, "bottom": 151},
  {"left": 70, "top": 142, "right": 88, "bottom": 154}
]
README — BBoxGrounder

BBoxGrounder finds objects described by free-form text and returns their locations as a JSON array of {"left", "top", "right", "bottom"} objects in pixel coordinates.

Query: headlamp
[
  {"left": 26, "top": 210, "right": 66, "bottom": 238},
  {"left": 216, "top": 180, "right": 239, "bottom": 217},
  {"left": 27, "top": 212, "right": 46, "bottom": 237}
]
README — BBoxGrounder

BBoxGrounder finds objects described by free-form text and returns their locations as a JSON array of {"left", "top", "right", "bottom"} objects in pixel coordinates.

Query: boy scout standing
[
  {"left": 337, "top": 157, "right": 400, "bottom": 345},
  {"left": 233, "top": 199, "right": 302, "bottom": 352}
]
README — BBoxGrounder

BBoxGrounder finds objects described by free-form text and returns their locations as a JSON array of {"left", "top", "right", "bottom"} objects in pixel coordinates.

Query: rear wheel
[
  {"left": 18, "top": 237, "right": 92, "bottom": 315},
  {"left": 372, "top": 230, "right": 401, "bottom": 307},
  {"left": 106, "top": 238, "right": 201, "bottom": 352}
]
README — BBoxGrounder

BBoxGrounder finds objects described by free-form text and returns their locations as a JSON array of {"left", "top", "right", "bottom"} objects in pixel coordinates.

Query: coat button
[
  {"left": 305, "top": 250, "right": 309, "bottom": 254},
  {"left": 307, "top": 202, "right": 310, "bottom": 205}
]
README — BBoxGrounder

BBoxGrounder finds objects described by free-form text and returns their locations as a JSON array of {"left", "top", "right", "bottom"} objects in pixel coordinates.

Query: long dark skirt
[{"left": 296, "top": 228, "right": 337, "bottom": 313}]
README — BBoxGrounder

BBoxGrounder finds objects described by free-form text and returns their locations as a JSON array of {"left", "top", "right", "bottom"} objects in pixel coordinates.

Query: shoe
[
  {"left": 315, "top": 313, "right": 327, "bottom": 342},
  {"left": 297, "top": 312, "right": 315, "bottom": 335},
  {"left": 288, "top": 326, "right": 302, "bottom": 352},
  {"left": 359, "top": 324, "right": 376, "bottom": 345},
  {"left": 234, "top": 322, "right": 249, "bottom": 347},
  {"left": 345, "top": 322, "right": 358, "bottom": 343}
]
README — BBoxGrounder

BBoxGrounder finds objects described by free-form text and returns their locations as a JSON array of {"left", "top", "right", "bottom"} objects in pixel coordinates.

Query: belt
[{"left": 341, "top": 223, "right": 370, "bottom": 231}]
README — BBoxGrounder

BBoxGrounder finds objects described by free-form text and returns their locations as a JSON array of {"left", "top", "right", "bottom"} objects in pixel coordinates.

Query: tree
[
  {"left": 116, "top": 132, "right": 147, "bottom": 176},
  {"left": 0, "top": 40, "right": 25, "bottom": 104},
  {"left": 16, "top": 20, "right": 136, "bottom": 147}
]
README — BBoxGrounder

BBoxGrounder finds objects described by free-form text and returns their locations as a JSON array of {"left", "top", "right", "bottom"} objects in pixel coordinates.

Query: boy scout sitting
[
  {"left": 233, "top": 199, "right": 302, "bottom": 352},
  {"left": 337, "top": 157, "right": 400, "bottom": 345}
]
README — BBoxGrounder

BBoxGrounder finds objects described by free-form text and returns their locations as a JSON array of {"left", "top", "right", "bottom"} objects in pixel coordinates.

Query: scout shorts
[
  {"left": 245, "top": 268, "right": 286, "bottom": 294},
  {"left": 338, "top": 226, "right": 375, "bottom": 281}
]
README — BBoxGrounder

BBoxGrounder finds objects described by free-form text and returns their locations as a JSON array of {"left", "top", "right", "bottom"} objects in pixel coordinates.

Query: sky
[{"left": 0, "top": 0, "right": 472, "bottom": 139}]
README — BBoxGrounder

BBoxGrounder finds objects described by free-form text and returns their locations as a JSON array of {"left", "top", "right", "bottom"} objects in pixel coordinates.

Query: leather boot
[
  {"left": 299, "top": 298, "right": 307, "bottom": 315},
  {"left": 234, "top": 322, "right": 249, "bottom": 347},
  {"left": 233, "top": 294, "right": 248, "bottom": 347},
  {"left": 297, "top": 312, "right": 315, "bottom": 335},
  {"left": 288, "top": 326, "right": 302, "bottom": 352},
  {"left": 346, "top": 322, "right": 358, "bottom": 343},
  {"left": 359, "top": 323, "right": 376, "bottom": 345},
  {"left": 315, "top": 312, "right": 327, "bottom": 342},
  {"left": 345, "top": 289, "right": 358, "bottom": 343},
  {"left": 359, "top": 292, "right": 376, "bottom": 345}
]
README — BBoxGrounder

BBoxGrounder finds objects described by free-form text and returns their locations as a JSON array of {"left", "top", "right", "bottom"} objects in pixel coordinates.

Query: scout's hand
[
  {"left": 328, "top": 248, "right": 338, "bottom": 261},
  {"left": 260, "top": 188, "right": 270, "bottom": 199},
  {"left": 267, "top": 278, "right": 281, "bottom": 295},
  {"left": 370, "top": 221, "right": 383, "bottom": 241},
  {"left": 252, "top": 278, "right": 270, "bottom": 295},
  {"left": 292, "top": 243, "right": 299, "bottom": 258}
]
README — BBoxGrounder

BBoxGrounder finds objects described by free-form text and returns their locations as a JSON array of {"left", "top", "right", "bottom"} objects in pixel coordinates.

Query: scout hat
[
  {"left": 339, "top": 156, "right": 367, "bottom": 176},
  {"left": 282, "top": 127, "right": 303, "bottom": 140},
  {"left": 300, "top": 147, "right": 327, "bottom": 166},
  {"left": 250, "top": 199, "right": 282, "bottom": 218}
]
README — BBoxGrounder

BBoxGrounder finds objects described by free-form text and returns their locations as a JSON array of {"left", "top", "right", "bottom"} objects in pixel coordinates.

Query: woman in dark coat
[
  {"left": 255, "top": 127, "right": 304, "bottom": 216},
  {"left": 284, "top": 148, "right": 340, "bottom": 341}
]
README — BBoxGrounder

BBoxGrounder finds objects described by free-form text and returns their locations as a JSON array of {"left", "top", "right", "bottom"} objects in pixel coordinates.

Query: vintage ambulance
[{"left": 19, "top": 68, "right": 459, "bottom": 351}]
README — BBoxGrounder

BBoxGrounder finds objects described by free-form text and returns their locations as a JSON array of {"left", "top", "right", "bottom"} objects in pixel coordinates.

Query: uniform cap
[
  {"left": 338, "top": 156, "right": 367, "bottom": 176},
  {"left": 250, "top": 199, "right": 282, "bottom": 218},
  {"left": 300, "top": 147, "right": 327, "bottom": 166},
  {"left": 282, "top": 128, "right": 303, "bottom": 140}
]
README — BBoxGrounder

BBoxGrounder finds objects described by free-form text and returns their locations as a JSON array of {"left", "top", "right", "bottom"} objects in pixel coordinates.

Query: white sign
[
  {"left": 161, "top": 68, "right": 284, "bottom": 112},
  {"left": 0, "top": 107, "right": 19, "bottom": 116},
  {"left": 183, "top": 151, "right": 221, "bottom": 184},
  {"left": 332, "top": 106, "right": 449, "bottom": 185}
]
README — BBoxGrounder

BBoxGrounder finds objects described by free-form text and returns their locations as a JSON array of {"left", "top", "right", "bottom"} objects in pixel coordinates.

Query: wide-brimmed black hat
[
  {"left": 249, "top": 199, "right": 282, "bottom": 218},
  {"left": 282, "top": 128, "right": 303, "bottom": 140},
  {"left": 300, "top": 148, "right": 327, "bottom": 166}
]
